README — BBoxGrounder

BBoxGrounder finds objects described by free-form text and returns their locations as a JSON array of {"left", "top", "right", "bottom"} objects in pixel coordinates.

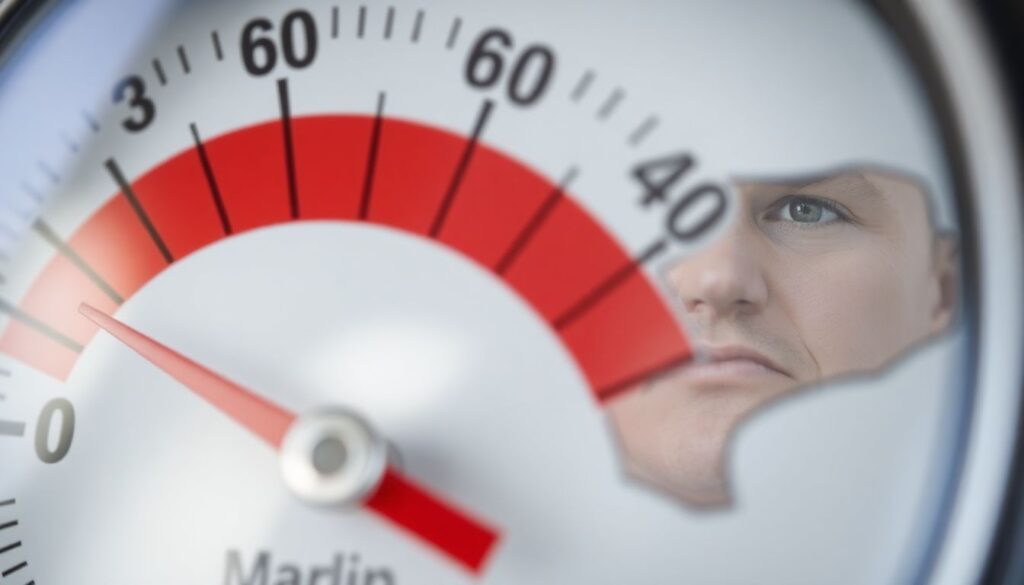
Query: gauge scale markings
[
  {"left": 277, "top": 79, "right": 300, "bottom": 220},
  {"left": 360, "top": 92, "right": 386, "bottom": 220},
  {"left": 0, "top": 298, "right": 83, "bottom": 353},
  {"left": 190, "top": 123, "right": 233, "bottom": 235},
  {"left": 494, "top": 166, "right": 578, "bottom": 275},
  {"left": 0, "top": 420, "right": 24, "bottom": 437},
  {"left": 445, "top": 17, "right": 462, "bottom": 49},
  {"left": 429, "top": 99, "right": 495, "bottom": 238},
  {"left": 411, "top": 9, "right": 424, "bottom": 43},
  {"left": 32, "top": 219, "right": 124, "bottom": 304},
  {"left": 629, "top": 115, "right": 659, "bottom": 146},
  {"left": 211, "top": 30, "right": 225, "bottom": 61},
  {"left": 384, "top": 7, "right": 395, "bottom": 40},
  {"left": 36, "top": 162, "right": 58, "bottom": 185},
  {"left": 104, "top": 158, "right": 174, "bottom": 264},
  {"left": 81, "top": 111, "right": 100, "bottom": 133},
  {"left": 152, "top": 59, "right": 167, "bottom": 86},
  {"left": 597, "top": 88, "right": 626, "bottom": 120},
  {"left": 177, "top": 46, "right": 191, "bottom": 74}
]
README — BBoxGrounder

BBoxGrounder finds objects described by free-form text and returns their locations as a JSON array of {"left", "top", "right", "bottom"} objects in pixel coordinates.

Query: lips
[{"left": 677, "top": 344, "right": 792, "bottom": 381}]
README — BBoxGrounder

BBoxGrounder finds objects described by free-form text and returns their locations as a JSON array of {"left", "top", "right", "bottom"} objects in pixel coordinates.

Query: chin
[
  {"left": 608, "top": 375, "right": 787, "bottom": 508},
  {"left": 632, "top": 461, "right": 733, "bottom": 508}
]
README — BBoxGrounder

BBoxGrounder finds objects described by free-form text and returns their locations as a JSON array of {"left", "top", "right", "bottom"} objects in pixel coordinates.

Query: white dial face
[{"left": 0, "top": 0, "right": 973, "bottom": 583}]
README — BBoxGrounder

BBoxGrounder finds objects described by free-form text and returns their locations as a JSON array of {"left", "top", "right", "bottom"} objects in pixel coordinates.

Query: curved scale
[{"left": 0, "top": 116, "right": 691, "bottom": 401}]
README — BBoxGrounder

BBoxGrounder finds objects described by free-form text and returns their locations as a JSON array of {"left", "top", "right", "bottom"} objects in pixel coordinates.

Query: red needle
[{"left": 80, "top": 303, "right": 500, "bottom": 573}]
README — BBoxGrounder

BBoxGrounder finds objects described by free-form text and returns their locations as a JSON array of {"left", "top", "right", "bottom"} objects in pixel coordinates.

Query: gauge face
[{"left": 0, "top": 0, "right": 996, "bottom": 583}]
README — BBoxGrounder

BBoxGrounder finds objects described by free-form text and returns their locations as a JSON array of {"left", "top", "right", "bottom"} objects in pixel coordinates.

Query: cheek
[{"left": 773, "top": 245, "right": 922, "bottom": 377}]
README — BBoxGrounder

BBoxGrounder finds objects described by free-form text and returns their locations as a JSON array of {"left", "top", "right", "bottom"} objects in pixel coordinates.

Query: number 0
[{"left": 35, "top": 398, "right": 75, "bottom": 464}]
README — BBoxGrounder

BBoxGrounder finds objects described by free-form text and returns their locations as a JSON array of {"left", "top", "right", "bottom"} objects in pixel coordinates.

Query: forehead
[{"left": 735, "top": 168, "right": 919, "bottom": 197}]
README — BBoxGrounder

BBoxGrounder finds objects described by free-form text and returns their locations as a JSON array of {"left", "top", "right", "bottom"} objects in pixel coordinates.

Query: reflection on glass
[{"left": 607, "top": 166, "right": 959, "bottom": 507}]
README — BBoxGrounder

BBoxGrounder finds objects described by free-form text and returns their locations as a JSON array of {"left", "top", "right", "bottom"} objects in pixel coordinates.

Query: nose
[{"left": 669, "top": 218, "right": 769, "bottom": 318}]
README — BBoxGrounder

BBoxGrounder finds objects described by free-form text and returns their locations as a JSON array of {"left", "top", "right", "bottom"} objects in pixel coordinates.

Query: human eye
[{"left": 765, "top": 195, "right": 851, "bottom": 226}]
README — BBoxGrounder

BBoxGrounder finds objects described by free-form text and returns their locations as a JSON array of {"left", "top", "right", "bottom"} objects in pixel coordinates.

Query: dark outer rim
[
  {"left": 0, "top": 0, "right": 51, "bottom": 68},
  {"left": 974, "top": 1, "right": 1024, "bottom": 583}
]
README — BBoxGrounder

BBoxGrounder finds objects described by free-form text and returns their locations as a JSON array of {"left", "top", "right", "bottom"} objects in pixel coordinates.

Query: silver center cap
[{"left": 280, "top": 408, "right": 388, "bottom": 507}]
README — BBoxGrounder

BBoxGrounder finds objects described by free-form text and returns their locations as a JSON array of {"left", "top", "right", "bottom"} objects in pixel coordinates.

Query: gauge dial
[{"left": 0, "top": 1, "right": 1020, "bottom": 583}]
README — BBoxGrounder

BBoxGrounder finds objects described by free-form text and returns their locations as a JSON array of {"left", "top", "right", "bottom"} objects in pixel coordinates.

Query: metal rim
[{"left": 894, "top": 1, "right": 1024, "bottom": 584}]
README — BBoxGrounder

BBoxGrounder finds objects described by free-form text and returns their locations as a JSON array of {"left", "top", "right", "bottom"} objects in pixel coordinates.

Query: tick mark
[
  {"left": 33, "top": 219, "right": 124, "bottom": 304},
  {"left": 331, "top": 6, "right": 340, "bottom": 38},
  {"left": 0, "top": 421, "right": 24, "bottom": 437},
  {"left": 277, "top": 79, "right": 300, "bottom": 220},
  {"left": 21, "top": 183, "right": 42, "bottom": 203},
  {"left": 495, "top": 167, "right": 579, "bottom": 275},
  {"left": 411, "top": 9, "right": 424, "bottom": 43},
  {"left": 360, "top": 92, "right": 386, "bottom": 220},
  {"left": 0, "top": 541, "right": 20, "bottom": 555},
  {"left": 1, "top": 560, "right": 26, "bottom": 577},
  {"left": 104, "top": 158, "right": 174, "bottom": 264},
  {"left": 446, "top": 17, "right": 462, "bottom": 49},
  {"left": 211, "top": 31, "right": 224, "bottom": 61},
  {"left": 152, "top": 59, "right": 167, "bottom": 86},
  {"left": 0, "top": 500, "right": 13, "bottom": 508},
  {"left": 177, "top": 45, "right": 191, "bottom": 74},
  {"left": 553, "top": 238, "right": 669, "bottom": 330},
  {"left": 597, "top": 88, "right": 625, "bottom": 120},
  {"left": 0, "top": 299, "right": 83, "bottom": 353},
  {"left": 36, "top": 161, "right": 59, "bottom": 185},
  {"left": 358, "top": 5, "right": 366, "bottom": 38},
  {"left": 190, "top": 124, "right": 232, "bottom": 236},
  {"left": 629, "top": 116, "right": 659, "bottom": 146},
  {"left": 60, "top": 132, "right": 80, "bottom": 154},
  {"left": 82, "top": 111, "right": 100, "bottom": 133},
  {"left": 429, "top": 99, "right": 495, "bottom": 238},
  {"left": 384, "top": 6, "right": 395, "bottom": 39},
  {"left": 0, "top": 521, "right": 18, "bottom": 532},
  {"left": 570, "top": 70, "right": 595, "bottom": 101}
]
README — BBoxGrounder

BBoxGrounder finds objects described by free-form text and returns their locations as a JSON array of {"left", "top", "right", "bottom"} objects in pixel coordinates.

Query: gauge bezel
[
  {"left": 969, "top": 0, "right": 1024, "bottom": 583},
  {"left": 881, "top": 1, "right": 1024, "bottom": 584},
  {"left": 0, "top": 1, "right": 1019, "bottom": 583},
  {"left": 0, "top": 0, "right": 48, "bottom": 67}
]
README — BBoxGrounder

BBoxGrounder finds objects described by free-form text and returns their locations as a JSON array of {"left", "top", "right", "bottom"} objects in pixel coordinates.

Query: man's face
[{"left": 607, "top": 169, "right": 957, "bottom": 506}]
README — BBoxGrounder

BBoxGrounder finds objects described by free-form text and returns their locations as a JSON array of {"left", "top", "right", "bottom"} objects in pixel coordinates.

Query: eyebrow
[{"left": 732, "top": 170, "right": 886, "bottom": 199}]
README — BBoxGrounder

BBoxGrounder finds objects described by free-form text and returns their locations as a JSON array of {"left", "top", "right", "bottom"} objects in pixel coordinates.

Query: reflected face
[{"left": 607, "top": 169, "right": 957, "bottom": 506}]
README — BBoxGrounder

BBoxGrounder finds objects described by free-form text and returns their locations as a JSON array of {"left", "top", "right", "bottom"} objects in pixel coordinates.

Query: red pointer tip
[{"left": 79, "top": 303, "right": 501, "bottom": 573}]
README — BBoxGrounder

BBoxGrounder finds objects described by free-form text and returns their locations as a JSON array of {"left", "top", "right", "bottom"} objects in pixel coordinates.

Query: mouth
[{"left": 675, "top": 344, "right": 793, "bottom": 383}]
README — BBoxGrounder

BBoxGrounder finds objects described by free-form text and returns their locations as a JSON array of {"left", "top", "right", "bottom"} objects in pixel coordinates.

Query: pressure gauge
[{"left": 0, "top": 1, "right": 1020, "bottom": 583}]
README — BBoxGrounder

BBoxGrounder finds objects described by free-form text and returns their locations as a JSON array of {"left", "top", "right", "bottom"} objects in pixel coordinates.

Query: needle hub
[{"left": 280, "top": 408, "right": 388, "bottom": 507}]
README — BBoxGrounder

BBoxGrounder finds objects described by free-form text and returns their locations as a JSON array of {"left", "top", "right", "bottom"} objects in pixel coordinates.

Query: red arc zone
[
  {"left": 4, "top": 111, "right": 692, "bottom": 397},
  {"left": 1, "top": 112, "right": 691, "bottom": 402}
]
